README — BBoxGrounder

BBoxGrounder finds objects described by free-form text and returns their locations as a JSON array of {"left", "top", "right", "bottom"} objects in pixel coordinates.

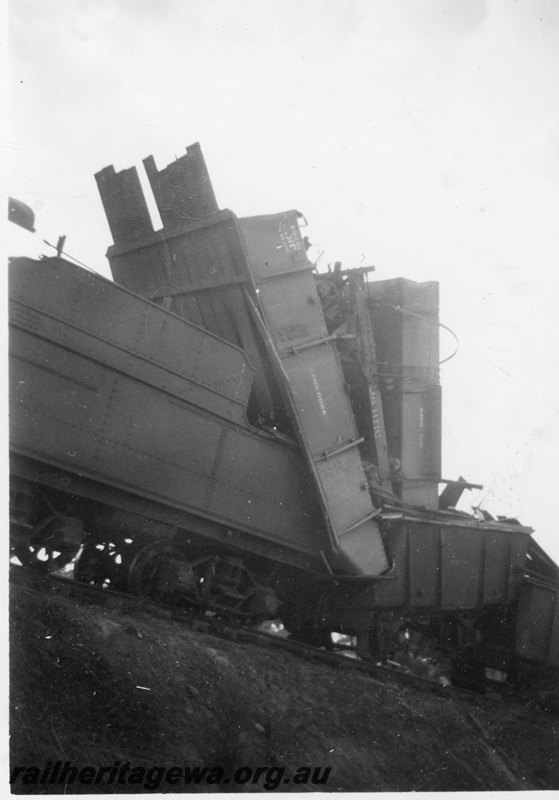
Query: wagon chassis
[{"left": 9, "top": 561, "right": 528, "bottom": 708}]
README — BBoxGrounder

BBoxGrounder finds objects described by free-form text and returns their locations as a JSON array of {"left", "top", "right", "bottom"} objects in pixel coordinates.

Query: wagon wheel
[
  {"left": 126, "top": 542, "right": 197, "bottom": 604},
  {"left": 14, "top": 515, "right": 84, "bottom": 572}
]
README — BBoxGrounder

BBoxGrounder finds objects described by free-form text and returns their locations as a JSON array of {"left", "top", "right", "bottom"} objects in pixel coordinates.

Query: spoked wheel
[
  {"left": 126, "top": 543, "right": 279, "bottom": 619},
  {"left": 126, "top": 543, "right": 196, "bottom": 604},
  {"left": 12, "top": 515, "right": 85, "bottom": 572}
]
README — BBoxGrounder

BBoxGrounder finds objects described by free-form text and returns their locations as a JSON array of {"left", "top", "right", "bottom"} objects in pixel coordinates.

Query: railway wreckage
[{"left": 9, "top": 143, "right": 559, "bottom": 689}]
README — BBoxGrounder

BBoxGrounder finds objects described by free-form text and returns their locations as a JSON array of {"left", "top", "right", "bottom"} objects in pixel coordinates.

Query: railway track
[{"left": 10, "top": 563, "right": 508, "bottom": 708}]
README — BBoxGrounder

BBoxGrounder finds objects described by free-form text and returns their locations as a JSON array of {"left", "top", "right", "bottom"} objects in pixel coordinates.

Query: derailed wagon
[{"left": 9, "top": 143, "right": 558, "bottom": 690}]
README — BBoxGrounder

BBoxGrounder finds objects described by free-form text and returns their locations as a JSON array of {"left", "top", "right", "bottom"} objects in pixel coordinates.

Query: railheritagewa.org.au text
[{"left": 10, "top": 760, "right": 332, "bottom": 791}]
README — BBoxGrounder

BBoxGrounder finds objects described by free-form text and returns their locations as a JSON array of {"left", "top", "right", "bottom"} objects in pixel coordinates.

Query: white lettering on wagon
[{"left": 311, "top": 371, "right": 328, "bottom": 417}]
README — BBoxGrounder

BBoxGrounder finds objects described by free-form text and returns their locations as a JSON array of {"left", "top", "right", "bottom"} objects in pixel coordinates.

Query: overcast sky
[{"left": 7, "top": 0, "right": 559, "bottom": 558}]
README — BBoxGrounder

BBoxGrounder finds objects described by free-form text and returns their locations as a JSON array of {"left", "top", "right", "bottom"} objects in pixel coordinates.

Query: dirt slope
[{"left": 9, "top": 569, "right": 558, "bottom": 793}]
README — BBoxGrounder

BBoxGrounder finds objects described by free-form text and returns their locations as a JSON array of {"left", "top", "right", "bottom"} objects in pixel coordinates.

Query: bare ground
[{"left": 9, "top": 569, "right": 558, "bottom": 793}]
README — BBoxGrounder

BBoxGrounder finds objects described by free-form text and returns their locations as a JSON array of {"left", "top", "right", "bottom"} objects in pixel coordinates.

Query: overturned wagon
[{"left": 9, "top": 142, "right": 558, "bottom": 688}]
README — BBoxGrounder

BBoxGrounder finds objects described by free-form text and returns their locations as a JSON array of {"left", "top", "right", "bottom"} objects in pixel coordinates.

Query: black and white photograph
[{"left": 7, "top": 0, "right": 559, "bottom": 793}]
